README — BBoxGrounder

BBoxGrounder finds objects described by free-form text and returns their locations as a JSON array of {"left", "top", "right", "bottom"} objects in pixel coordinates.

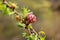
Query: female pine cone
[{"left": 26, "top": 12, "right": 36, "bottom": 23}]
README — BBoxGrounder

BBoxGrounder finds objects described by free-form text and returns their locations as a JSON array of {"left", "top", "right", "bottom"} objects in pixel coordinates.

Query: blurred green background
[{"left": 0, "top": 0, "right": 60, "bottom": 40}]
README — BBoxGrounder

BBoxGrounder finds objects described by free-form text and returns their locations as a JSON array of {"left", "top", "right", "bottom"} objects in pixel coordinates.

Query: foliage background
[{"left": 0, "top": 0, "right": 60, "bottom": 40}]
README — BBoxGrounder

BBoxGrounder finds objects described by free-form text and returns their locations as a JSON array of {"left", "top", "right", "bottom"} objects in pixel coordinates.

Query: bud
[
  {"left": 10, "top": 3, "right": 17, "bottom": 9},
  {"left": 26, "top": 13, "right": 36, "bottom": 23},
  {"left": 38, "top": 31, "right": 46, "bottom": 40},
  {"left": 3, "top": 0, "right": 7, "bottom": 4},
  {"left": 3, "top": 0, "right": 6, "bottom": 3},
  {"left": 16, "top": 15, "right": 21, "bottom": 21},
  {"left": 38, "top": 31, "right": 46, "bottom": 37}
]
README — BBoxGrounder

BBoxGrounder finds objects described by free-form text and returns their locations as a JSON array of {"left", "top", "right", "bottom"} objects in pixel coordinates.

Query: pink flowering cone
[{"left": 26, "top": 12, "right": 36, "bottom": 24}]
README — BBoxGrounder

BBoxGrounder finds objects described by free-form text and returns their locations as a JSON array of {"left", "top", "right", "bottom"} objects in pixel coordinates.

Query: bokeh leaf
[
  {"left": 7, "top": 8, "right": 14, "bottom": 16},
  {"left": 22, "top": 32, "right": 30, "bottom": 38},
  {"left": 28, "top": 33, "right": 38, "bottom": 40},
  {"left": 17, "top": 22, "right": 25, "bottom": 28},
  {"left": 28, "top": 24, "right": 32, "bottom": 30},
  {"left": 3, "top": 8, "right": 13, "bottom": 15},
  {"left": 22, "top": 8, "right": 30, "bottom": 18},
  {"left": 0, "top": 3, "right": 6, "bottom": 10}
]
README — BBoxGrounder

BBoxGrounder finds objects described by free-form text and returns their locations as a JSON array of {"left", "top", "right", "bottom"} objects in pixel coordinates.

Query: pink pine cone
[{"left": 26, "top": 12, "right": 36, "bottom": 23}]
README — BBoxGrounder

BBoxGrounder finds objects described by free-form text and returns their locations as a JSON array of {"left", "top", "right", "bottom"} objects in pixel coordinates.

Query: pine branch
[{"left": 2, "top": 0, "right": 38, "bottom": 38}]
